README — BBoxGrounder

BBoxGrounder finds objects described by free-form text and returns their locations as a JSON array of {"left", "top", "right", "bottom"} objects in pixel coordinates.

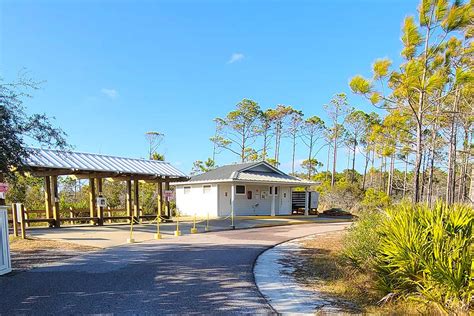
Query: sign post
[{"left": 0, "top": 183, "right": 8, "bottom": 201}]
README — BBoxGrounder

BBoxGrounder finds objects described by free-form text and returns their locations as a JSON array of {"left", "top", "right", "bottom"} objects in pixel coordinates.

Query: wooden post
[
  {"left": 89, "top": 178, "right": 96, "bottom": 225},
  {"left": 157, "top": 181, "right": 163, "bottom": 217},
  {"left": 126, "top": 180, "right": 132, "bottom": 223},
  {"left": 11, "top": 203, "right": 18, "bottom": 237},
  {"left": 44, "top": 176, "right": 53, "bottom": 220},
  {"left": 51, "top": 176, "right": 61, "bottom": 227},
  {"left": 69, "top": 207, "right": 74, "bottom": 225},
  {"left": 107, "top": 207, "right": 112, "bottom": 223},
  {"left": 96, "top": 178, "right": 104, "bottom": 226},
  {"left": 19, "top": 204, "right": 26, "bottom": 239},
  {"left": 133, "top": 180, "right": 139, "bottom": 221},
  {"left": 164, "top": 177, "right": 171, "bottom": 217}
]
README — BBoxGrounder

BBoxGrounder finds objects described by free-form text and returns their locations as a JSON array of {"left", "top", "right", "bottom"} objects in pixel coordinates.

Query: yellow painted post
[
  {"left": 205, "top": 212, "right": 210, "bottom": 232},
  {"left": 174, "top": 210, "right": 181, "bottom": 236},
  {"left": 154, "top": 216, "right": 162, "bottom": 240},
  {"left": 127, "top": 214, "right": 135, "bottom": 243},
  {"left": 11, "top": 203, "right": 18, "bottom": 237},
  {"left": 19, "top": 204, "right": 26, "bottom": 239},
  {"left": 190, "top": 213, "right": 198, "bottom": 234}
]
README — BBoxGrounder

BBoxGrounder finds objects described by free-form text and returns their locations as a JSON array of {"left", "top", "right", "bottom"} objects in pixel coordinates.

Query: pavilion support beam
[
  {"left": 157, "top": 181, "right": 163, "bottom": 217},
  {"left": 164, "top": 177, "right": 170, "bottom": 217},
  {"left": 96, "top": 178, "right": 104, "bottom": 226},
  {"left": 51, "top": 175, "right": 60, "bottom": 228},
  {"left": 126, "top": 180, "right": 132, "bottom": 222},
  {"left": 133, "top": 180, "right": 140, "bottom": 221},
  {"left": 44, "top": 176, "right": 53, "bottom": 221},
  {"left": 89, "top": 178, "right": 96, "bottom": 225}
]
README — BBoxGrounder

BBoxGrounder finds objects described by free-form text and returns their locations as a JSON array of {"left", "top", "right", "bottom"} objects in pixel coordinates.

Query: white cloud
[
  {"left": 101, "top": 88, "right": 118, "bottom": 99},
  {"left": 227, "top": 53, "right": 245, "bottom": 64}
]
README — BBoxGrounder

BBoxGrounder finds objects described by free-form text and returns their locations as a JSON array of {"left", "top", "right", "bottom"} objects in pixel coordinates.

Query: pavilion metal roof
[{"left": 24, "top": 148, "right": 188, "bottom": 179}]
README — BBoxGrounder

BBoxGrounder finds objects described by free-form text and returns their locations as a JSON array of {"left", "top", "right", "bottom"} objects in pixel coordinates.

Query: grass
[{"left": 293, "top": 231, "right": 444, "bottom": 315}]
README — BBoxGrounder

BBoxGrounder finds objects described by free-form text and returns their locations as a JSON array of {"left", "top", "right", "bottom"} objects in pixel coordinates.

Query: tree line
[{"left": 196, "top": 0, "right": 473, "bottom": 206}]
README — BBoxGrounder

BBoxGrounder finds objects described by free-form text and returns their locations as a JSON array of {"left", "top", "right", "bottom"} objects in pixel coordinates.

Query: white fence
[{"left": 0, "top": 206, "right": 12, "bottom": 275}]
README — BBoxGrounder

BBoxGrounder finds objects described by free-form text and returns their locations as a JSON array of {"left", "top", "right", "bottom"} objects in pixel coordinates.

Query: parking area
[{"left": 26, "top": 216, "right": 352, "bottom": 248}]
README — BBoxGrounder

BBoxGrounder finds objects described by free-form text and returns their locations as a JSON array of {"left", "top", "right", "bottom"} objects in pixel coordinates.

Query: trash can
[{"left": 0, "top": 206, "right": 12, "bottom": 275}]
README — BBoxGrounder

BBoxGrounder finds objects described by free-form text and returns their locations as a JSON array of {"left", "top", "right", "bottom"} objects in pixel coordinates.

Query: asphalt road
[{"left": 0, "top": 222, "right": 349, "bottom": 315}]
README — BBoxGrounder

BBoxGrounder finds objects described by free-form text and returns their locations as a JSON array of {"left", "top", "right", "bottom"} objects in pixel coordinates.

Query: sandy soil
[{"left": 8, "top": 236, "right": 99, "bottom": 272}]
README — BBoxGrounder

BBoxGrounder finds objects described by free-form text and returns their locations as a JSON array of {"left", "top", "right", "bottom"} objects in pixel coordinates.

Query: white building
[{"left": 173, "top": 161, "right": 316, "bottom": 217}]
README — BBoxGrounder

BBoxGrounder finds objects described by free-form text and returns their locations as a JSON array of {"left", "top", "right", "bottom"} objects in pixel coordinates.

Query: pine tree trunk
[
  {"left": 413, "top": 121, "right": 423, "bottom": 203},
  {"left": 331, "top": 135, "right": 337, "bottom": 187},
  {"left": 427, "top": 144, "right": 435, "bottom": 206},
  {"left": 403, "top": 158, "right": 408, "bottom": 198},
  {"left": 291, "top": 133, "right": 297, "bottom": 174},
  {"left": 362, "top": 152, "right": 369, "bottom": 190},
  {"left": 446, "top": 91, "right": 460, "bottom": 205},
  {"left": 387, "top": 154, "right": 394, "bottom": 196},
  {"left": 351, "top": 140, "right": 356, "bottom": 183}
]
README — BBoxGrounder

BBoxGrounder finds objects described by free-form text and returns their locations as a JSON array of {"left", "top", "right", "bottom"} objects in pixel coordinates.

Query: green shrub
[
  {"left": 376, "top": 203, "right": 473, "bottom": 313},
  {"left": 343, "top": 202, "right": 473, "bottom": 313},
  {"left": 343, "top": 210, "right": 384, "bottom": 269},
  {"left": 361, "top": 188, "right": 391, "bottom": 211}
]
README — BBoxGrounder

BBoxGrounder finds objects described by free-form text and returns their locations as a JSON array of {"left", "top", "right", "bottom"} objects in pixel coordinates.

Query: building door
[
  {"left": 279, "top": 187, "right": 292, "bottom": 215},
  {"left": 218, "top": 184, "right": 232, "bottom": 216}
]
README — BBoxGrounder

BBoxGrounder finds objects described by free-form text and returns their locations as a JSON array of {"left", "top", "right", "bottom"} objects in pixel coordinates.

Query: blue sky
[{"left": 1, "top": 0, "right": 418, "bottom": 174}]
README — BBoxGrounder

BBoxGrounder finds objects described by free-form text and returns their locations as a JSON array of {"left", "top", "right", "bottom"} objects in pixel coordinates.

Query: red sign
[{"left": 0, "top": 183, "right": 8, "bottom": 193}]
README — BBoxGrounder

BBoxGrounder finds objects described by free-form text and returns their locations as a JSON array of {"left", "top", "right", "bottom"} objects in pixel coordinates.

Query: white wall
[
  {"left": 176, "top": 183, "right": 295, "bottom": 217},
  {"left": 175, "top": 184, "right": 218, "bottom": 217},
  {"left": 229, "top": 184, "right": 293, "bottom": 216}
]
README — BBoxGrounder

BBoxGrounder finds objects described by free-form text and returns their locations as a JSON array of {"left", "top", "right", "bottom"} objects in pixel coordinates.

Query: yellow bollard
[
  {"left": 205, "top": 212, "right": 210, "bottom": 232},
  {"left": 174, "top": 211, "right": 182, "bottom": 236},
  {"left": 127, "top": 215, "right": 135, "bottom": 243},
  {"left": 190, "top": 213, "right": 198, "bottom": 234},
  {"left": 154, "top": 215, "right": 162, "bottom": 240}
]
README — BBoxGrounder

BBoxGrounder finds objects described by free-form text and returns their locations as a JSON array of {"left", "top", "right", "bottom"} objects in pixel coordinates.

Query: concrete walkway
[
  {"left": 255, "top": 234, "right": 357, "bottom": 314},
  {"left": 0, "top": 222, "right": 350, "bottom": 315},
  {"left": 26, "top": 216, "right": 351, "bottom": 248}
]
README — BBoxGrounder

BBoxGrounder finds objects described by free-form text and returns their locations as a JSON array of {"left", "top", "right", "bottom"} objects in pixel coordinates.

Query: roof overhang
[{"left": 171, "top": 179, "right": 319, "bottom": 186}]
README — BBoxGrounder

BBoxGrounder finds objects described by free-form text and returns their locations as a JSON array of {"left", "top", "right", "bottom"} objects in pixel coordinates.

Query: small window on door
[
  {"left": 247, "top": 191, "right": 252, "bottom": 199},
  {"left": 235, "top": 185, "right": 246, "bottom": 195}
]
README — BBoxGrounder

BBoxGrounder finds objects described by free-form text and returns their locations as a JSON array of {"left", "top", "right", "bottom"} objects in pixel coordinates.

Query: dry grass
[
  {"left": 293, "top": 231, "right": 441, "bottom": 315},
  {"left": 8, "top": 235, "right": 99, "bottom": 272}
]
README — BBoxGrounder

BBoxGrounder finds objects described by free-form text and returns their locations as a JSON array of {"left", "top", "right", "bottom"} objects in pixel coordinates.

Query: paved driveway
[{"left": 0, "top": 222, "right": 349, "bottom": 315}]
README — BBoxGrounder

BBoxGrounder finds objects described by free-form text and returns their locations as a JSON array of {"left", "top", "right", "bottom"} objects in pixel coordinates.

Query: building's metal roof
[
  {"left": 174, "top": 161, "right": 315, "bottom": 186},
  {"left": 24, "top": 148, "right": 188, "bottom": 179}
]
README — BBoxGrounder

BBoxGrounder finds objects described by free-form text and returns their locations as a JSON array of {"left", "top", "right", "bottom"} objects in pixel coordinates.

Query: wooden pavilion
[{"left": 18, "top": 148, "right": 189, "bottom": 228}]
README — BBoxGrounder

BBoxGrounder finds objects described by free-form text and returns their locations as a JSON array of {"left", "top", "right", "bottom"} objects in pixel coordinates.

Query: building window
[
  {"left": 203, "top": 185, "right": 211, "bottom": 194},
  {"left": 184, "top": 186, "right": 191, "bottom": 194},
  {"left": 270, "top": 187, "right": 278, "bottom": 195},
  {"left": 235, "top": 185, "right": 246, "bottom": 195}
]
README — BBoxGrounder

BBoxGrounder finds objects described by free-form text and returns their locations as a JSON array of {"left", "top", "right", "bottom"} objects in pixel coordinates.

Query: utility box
[{"left": 0, "top": 206, "right": 12, "bottom": 275}]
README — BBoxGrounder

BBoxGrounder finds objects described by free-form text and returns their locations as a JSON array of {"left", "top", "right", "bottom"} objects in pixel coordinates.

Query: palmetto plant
[{"left": 376, "top": 203, "right": 473, "bottom": 313}]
